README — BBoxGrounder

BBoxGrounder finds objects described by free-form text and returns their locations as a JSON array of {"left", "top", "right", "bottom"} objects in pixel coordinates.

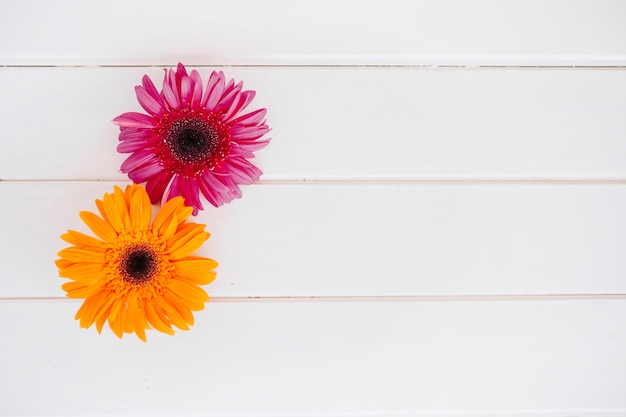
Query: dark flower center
[
  {"left": 177, "top": 128, "right": 210, "bottom": 156},
  {"left": 120, "top": 245, "right": 157, "bottom": 284},
  {"left": 167, "top": 119, "right": 220, "bottom": 163},
  {"left": 158, "top": 111, "right": 230, "bottom": 178}
]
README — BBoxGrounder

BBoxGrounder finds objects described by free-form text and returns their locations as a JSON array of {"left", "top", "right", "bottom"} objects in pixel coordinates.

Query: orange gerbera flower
[{"left": 55, "top": 184, "right": 217, "bottom": 341}]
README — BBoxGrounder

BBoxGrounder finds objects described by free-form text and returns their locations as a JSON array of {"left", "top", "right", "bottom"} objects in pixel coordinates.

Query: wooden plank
[
  {"left": 2, "top": 67, "right": 626, "bottom": 180},
  {"left": 0, "top": 298, "right": 624, "bottom": 415},
  {"left": 3, "top": 181, "right": 626, "bottom": 298},
  {"left": 1, "top": 0, "right": 626, "bottom": 66}
]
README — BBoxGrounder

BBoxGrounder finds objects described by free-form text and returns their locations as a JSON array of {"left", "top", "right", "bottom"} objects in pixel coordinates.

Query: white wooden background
[{"left": 1, "top": 1, "right": 626, "bottom": 416}]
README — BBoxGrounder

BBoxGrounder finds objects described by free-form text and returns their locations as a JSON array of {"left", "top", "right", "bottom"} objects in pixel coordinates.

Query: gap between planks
[
  {"left": 3, "top": 178, "right": 626, "bottom": 185},
  {"left": 3, "top": 64, "right": 626, "bottom": 70},
  {"left": 3, "top": 294, "right": 626, "bottom": 302}
]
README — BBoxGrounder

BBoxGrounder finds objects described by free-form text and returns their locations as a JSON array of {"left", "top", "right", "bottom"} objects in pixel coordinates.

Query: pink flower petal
[
  {"left": 145, "top": 170, "right": 173, "bottom": 205},
  {"left": 135, "top": 85, "right": 163, "bottom": 116},
  {"left": 215, "top": 94, "right": 243, "bottom": 123},
  {"left": 119, "top": 127, "right": 151, "bottom": 141},
  {"left": 188, "top": 177, "right": 203, "bottom": 214},
  {"left": 228, "top": 142, "right": 255, "bottom": 158},
  {"left": 180, "top": 76, "right": 192, "bottom": 106},
  {"left": 142, "top": 75, "right": 163, "bottom": 105},
  {"left": 177, "top": 176, "right": 191, "bottom": 209},
  {"left": 222, "top": 90, "right": 245, "bottom": 122},
  {"left": 168, "top": 68, "right": 178, "bottom": 89},
  {"left": 233, "top": 138, "right": 271, "bottom": 153},
  {"left": 162, "top": 75, "right": 180, "bottom": 109},
  {"left": 201, "top": 71, "right": 220, "bottom": 103},
  {"left": 230, "top": 124, "right": 270, "bottom": 140},
  {"left": 176, "top": 177, "right": 202, "bottom": 215},
  {"left": 222, "top": 78, "right": 236, "bottom": 97},
  {"left": 117, "top": 137, "right": 150, "bottom": 153},
  {"left": 176, "top": 62, "right": 188, "bottom": 77},
  {"left": 223, "top": 158, "right": 262, "bottom": 184},
  {"left": 224, "top": 90, "right": 256, "bottom": 123},
  {"left": 240, "top": 90, "right": 256, "bottom": 110},
  {"left": 230, "top": 108, "right": 267, "bottom": 126},
  {"left": 128, "top": 161, "right": 163, "bottom": 183},
  {"left": 113, "top": 112, "right": 156, "bottom": 128},
  {"left": 202, "top": 71, "right": 225, "bottom": 111},
  {"left": 170, "top": 68, "right": 184, "bottom": 103},
  {"left": 121, "top": 150, "right": 160, "bottom": 172},
  {"left": 190, "top": 70, "right": 203, "bottom": 107},
  {"left": 219, "top": 175, "right": 243, "bottom": 199},
  {"left": 198, "top": 172, "right": 229, "bottom": 207},
  {"left": 214, "top": 81, "right": 242, "bottom": 113},
  {"left": 161, "top": 175, "right": 178, "bottom": 206}
]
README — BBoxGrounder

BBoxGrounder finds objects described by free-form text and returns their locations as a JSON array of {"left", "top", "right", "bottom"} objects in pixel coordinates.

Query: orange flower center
[{"left": 103, "top": 231, "right": 174, "bottom": 299}]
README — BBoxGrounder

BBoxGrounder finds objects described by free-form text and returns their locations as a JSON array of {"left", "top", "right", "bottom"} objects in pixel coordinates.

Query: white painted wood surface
[
  {"left": 2, "top": 68, "right": 626, "bottom": 180},
  {"left": 2, "top": 299, "right": 626, "bottom": 416},
  {"left": 1, "top": 0, "right": 626, "bottom": 66},
  {"left": 3, "top": 182, "right": 626, "bottom": 298},
  {"left": 1, "top": 1, "right": 625, "bottom": 416}
]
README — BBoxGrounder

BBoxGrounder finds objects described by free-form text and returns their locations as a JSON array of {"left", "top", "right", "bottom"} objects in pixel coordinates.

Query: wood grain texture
[
  {"left": 1, "top": 299, "right": 625, "bottom": 416},
  {"left": 2, "top": 1, "right": 626, "bottom": 415},
  {"left": 2, "top": 182, "right": 626, "bottom": 298},
  {"left": 2, "top": 67, "right": 626, "bottom": 180},
  {"left": 1, "top": 0, "right": 626, "bottom": 66}
]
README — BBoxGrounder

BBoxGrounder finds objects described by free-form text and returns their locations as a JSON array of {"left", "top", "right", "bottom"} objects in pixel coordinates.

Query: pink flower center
[{"left": 156, "top": 109, "right": 230, "bottom": 178}]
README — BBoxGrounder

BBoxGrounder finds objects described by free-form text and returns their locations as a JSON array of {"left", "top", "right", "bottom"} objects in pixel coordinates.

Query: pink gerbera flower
[{"left": 113, "top": 63, "right": 270, "bottom": 215}]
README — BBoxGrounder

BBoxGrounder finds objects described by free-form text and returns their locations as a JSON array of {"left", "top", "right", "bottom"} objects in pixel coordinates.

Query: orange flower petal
[
  {"left": 144, "top": 300, "right": 175, "bottom": 335},
  {"left": 109, "top": 309, "right": 125, "bottom": 339},
  {"left": 169, "top": 232, "right": 210, "bottom": 260},
  {"left": 176, "top": 271, "right": 217, "bottom": 286},
  {"left": 79, "top": 211, "right": 118, "bottom": 242},
  {"left": 123, "top": 184, "right": 134, "bottom": 205},
  {"left": 174, "top": 205, "right": 193, "bottom": 224},
  {"left": 120, "top": 304, "right": 132, "bottom": 334},
  {"left": 161, "top": 214, "right": 179, "bottom": 241},
  {"left": 62, "top": 281, "right": 103, "bottom": 299},
  {"left": 174, "top": 256, "right": 218, "bottom": 272},
  {"left": 102, "top": 192, "right": 126, "bottom": 233},
  {"left": 167, "top": 223, "right": 205, "bottom": 250},
  {"left": 95, "top": 199, "right": 108, "bottom": 223},
  {"left": 130, "top": 184, "right": 151, "bottom": 231},
  {"left": 57, "top": 247, "right": 105, "bottom": 263},
  {"left": 60, "top": 230, "right": 105, "bottom": 248},
  {"left": 108, "top": 298, "right": 124, "bottom": 324},
  {"left": 95, "top": 302, "right": 114, "bottom": 334},
  {"left": 152, "top": 197, "right": 184, "bottom": 234},
  {"left": 169, "top": 279, "right": 209, "bottom": 304},
  {"left": 91, "top": 294, "right": 116, "bottom": 332},
  {"left": 58, "top": 262, "right": 105, "bottom": 281},
  {"left": 78, "top": 291, "right": 110, "bottom": 328},
  {"left": 163, "top": 290, "right": 198, "bottom": 321},
  {"left": 156, "top": 296, "right": 190, "bottom": 330},
  {"left": 152, "top": 301, "right": 175, "bottom": 329},
  {"left": 173, "top": 222, "right": 196, "bottom": 237},
  {"left": 173, "top": 257, "right": 218, "bottom": 285},
  {"left": 128, "top": 297, "right": 147, "bottom": 342},
  {"left": 55, "top": 258, "right": 73, "bottom": 270},
  {"left": 113, "top": 185, "right": 132, "bottom": 231}
]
